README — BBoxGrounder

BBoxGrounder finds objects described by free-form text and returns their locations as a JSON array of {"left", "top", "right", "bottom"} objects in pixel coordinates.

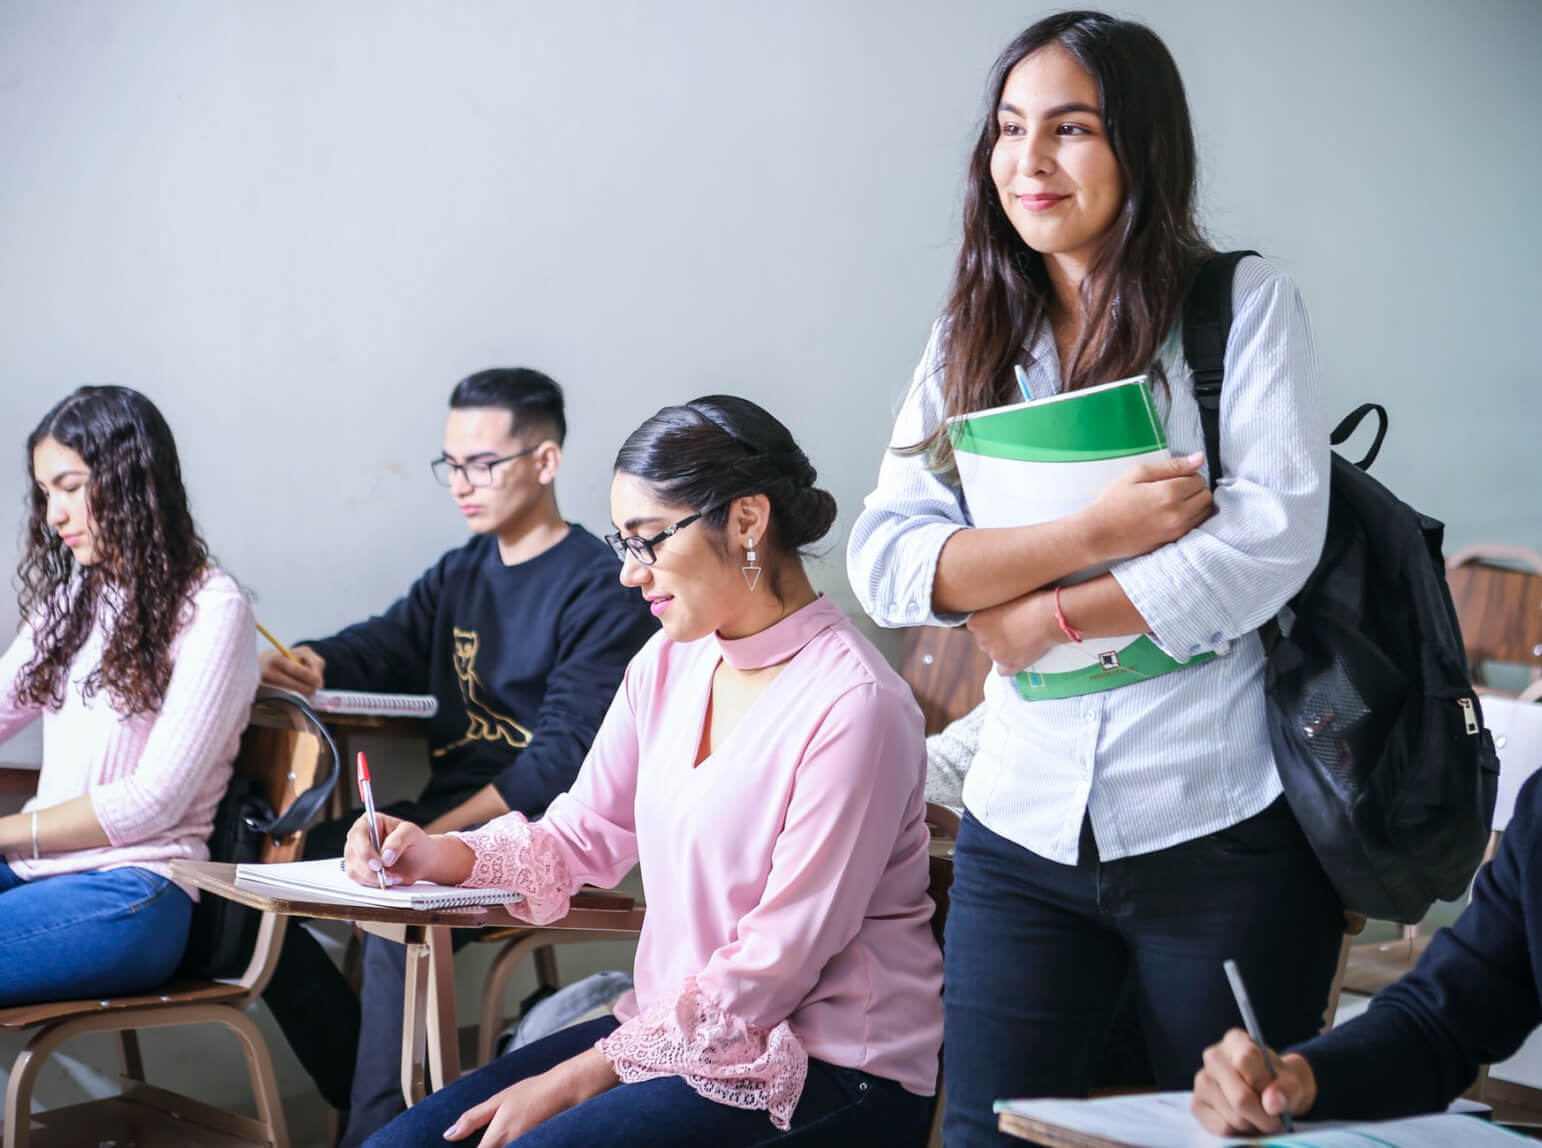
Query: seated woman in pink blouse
[
  {"left": 0, "top": 386, "right": 258, "bottom": 1005},
  {"left": 349, "top": 395, "right": 943, "bottom": 1148}
]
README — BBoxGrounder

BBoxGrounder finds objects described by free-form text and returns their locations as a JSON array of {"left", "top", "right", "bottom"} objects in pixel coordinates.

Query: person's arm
[
  {"left": 0, "top": 625, "right": 45, "bottom": 745},
  {"left": 847, "top": 324, "right": 1212, "bottom": 627},
  {"left": 347, "top": 670, "right": 645, "bottom": 917},
  {"left": 1109, "top": 261, "right": 1330, "bottom": 662},
  {"left": 295, "top": 552, "right": 454, "bottom": 693},
  {"left": 86, "top": 587, "right": 260, "bottom": 847},
  {"left": 596, "top": 683, "right": 923, "bottom": 1130},
  {"left": 423, "top": 573, "right": 656, "bottom": 834},
  {"left": 1196, "top": 773, "right": 1542, "bottom": 1134}
]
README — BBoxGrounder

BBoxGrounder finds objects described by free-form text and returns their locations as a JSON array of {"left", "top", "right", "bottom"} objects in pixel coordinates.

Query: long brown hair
[
  {"left": 17, "top": 386, "right": 213, "bottom": 715},
  {"left": 914, "top": 10, "right": 1213, "bottom": 474}
]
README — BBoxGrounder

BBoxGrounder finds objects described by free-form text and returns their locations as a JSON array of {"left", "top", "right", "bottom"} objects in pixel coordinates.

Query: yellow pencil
[{"left": 256, "top": 622, "right": 300, "bottom": 664}]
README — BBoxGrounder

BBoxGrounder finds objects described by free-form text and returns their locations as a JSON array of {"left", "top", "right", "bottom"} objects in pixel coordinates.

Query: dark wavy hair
[
  {"left": 613, "top": 395, "right": 837, "bottom": 600},
  {"left": 17, "top": 386, "right": 212, "bottom": 715},
  {"left": 913, "top": 10, "right": 1213, "bottom": 474}
]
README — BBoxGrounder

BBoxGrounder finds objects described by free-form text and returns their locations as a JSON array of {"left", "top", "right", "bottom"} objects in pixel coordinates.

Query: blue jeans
[
  {"left": 363, "top": 1016, "right": 934, "bottom": 1148},
  {"left": 0, "top": 858, "right": 193, "bottom": 1006},
  {"left": 941, "top": 799, "right": 1343, "bottom": 1147}
]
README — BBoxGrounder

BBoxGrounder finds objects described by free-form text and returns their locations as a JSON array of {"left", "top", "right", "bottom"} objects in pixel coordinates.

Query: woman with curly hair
[{"left": 0, "top": 385, "right": 258, "bottom": 1005}]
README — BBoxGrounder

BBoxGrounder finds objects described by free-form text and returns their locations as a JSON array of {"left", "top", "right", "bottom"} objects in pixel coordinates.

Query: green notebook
[{"left": 948, "top": 375, "right": 1213, "bottom": 701}]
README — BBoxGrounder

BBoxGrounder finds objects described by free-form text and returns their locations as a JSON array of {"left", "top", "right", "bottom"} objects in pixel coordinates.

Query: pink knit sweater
[{"left": 0, "top": 571, "right": 258, "bottom": 898}]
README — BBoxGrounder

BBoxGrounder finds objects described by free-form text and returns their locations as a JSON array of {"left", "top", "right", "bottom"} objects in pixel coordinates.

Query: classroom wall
[{"left": 1, "top": 0, "right": 1539, "bottom": 770}]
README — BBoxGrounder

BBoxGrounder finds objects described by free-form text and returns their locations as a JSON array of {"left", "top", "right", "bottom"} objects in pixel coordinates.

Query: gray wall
[{"left": 1, "top": 0, "right": 1539, "bottom": 763}]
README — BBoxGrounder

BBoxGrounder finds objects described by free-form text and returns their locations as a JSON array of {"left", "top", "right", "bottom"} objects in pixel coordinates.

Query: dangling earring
[{"left": 742, "top": 537, "right": 762, "bottom": 592}]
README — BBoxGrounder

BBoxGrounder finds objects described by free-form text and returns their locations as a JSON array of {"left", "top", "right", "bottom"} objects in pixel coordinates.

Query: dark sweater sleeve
[
  {"left": 304, "top": 555, "right": 450, "bottom": 694},
  {"left": 490, "top": 568, "right": 656, "bottom": 815},
  {"left": 1294, "top": 774, "right": 1541, "bottom": 1121}
]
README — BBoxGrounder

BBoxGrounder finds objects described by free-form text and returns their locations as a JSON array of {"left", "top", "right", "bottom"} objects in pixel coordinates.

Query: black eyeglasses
[
  {"left": 604, "top": 513, "right": 703, "bottom": 566},
  {"left": 430, "top": 445, "right": 539, "bottom": 488}
]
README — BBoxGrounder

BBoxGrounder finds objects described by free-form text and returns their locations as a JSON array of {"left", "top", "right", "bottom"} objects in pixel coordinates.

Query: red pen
[{"left": 356, "top": 751, "right": 389, "bottom": 891}]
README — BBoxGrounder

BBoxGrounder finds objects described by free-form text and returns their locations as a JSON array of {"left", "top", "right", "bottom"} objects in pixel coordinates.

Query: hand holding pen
[
  {"left": 1190, "top": 960, "right": 1318, "bottom": 1136},
  {"left": 355, "top": 751, "right": 389, "bottom": 891}
]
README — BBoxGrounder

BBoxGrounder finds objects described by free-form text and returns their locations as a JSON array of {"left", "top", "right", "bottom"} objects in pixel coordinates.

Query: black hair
[
  {"left": 449, "top": 367, "right": 567, "bottom": 445},
  {"left": 613, "top": 395, "right": 837, "bottom": 598}
]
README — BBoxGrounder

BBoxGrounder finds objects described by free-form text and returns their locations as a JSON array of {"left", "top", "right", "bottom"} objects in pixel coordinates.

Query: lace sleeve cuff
[
  {"left": 448, "top": 813, "right": 573, "bottom": 925},
  {"left": 596, "top": 976, "right": 809, "bottom": 1130}
]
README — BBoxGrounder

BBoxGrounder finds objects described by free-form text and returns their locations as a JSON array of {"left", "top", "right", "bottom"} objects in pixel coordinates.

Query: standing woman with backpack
[
  {"left": 0, "top": 386, "right": 258, "bottom": 1005},
  {"left": 847, "top": 11, "right": 1343, "bottom": 1145}
]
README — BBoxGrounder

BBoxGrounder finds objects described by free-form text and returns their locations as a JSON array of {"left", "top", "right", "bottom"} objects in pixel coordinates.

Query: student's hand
[
  {"left": 258, "top": 645, "right": 325, "bottom": 693},
  {"left": 444, "top": 1048, "right": 620, "bottom": 1146},
  {"left": 342, "top": 813, "right": 475, "bottom": 888},
  {"left": 1083, "top": 452, "right": 1213, "bottom": 562},
  {"left": 1191, "top": 1028, "right": 1317, "bottom": 1135},
  {"left": 967, "top": 589, "right": 1058, "bottom": 674}
]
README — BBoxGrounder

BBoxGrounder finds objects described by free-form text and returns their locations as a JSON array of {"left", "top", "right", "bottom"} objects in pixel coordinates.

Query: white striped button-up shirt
[{"left": 847, "top": 256, "right": 1329, "bottom": 864}]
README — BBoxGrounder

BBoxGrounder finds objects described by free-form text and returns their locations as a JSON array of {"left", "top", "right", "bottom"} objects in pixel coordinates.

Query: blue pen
[{"left": 1013, "top": 364, "right": 1032, "bottom": 402}]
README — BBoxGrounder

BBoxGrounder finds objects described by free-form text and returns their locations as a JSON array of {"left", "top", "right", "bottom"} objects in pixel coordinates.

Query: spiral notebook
[
  {"left": 307, "top": 690, "right": 439, "bottom": 718},
  {"left": 234, "top": 858, "right": 521, "bottom": 910}
]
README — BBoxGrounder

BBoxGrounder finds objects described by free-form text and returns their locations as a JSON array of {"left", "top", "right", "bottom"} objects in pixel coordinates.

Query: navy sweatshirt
[
  {"left": 306, "top": 525, "right": 656, "bottom": 817},
  {"left": 1293, "top": 769, "right": 1542, "bottom": 1120}
]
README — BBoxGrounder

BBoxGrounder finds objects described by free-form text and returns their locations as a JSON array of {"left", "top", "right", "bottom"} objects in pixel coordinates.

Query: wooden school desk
[{"left": 170, "top": 861, "right": 645, "bottom": 1106}]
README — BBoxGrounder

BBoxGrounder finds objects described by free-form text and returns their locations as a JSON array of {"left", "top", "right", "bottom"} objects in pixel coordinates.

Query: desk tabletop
[{"left": 171, "top": 860, "right": 648, "bottom": 933}]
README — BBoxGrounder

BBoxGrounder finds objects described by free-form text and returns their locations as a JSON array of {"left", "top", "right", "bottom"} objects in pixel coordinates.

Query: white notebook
[
  {"left": 993, "top": 1092, "right": 1517, "bottom": 1148},
  {"left": 307, "top": 690, "right": 439, "bottom": 718},
  {"left": 234, "top": 858, "right": 521, "bottom": 910}
]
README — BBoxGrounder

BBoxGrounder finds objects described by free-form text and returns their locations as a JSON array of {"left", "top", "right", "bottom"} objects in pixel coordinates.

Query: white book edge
[
  {"left": 234, "top": 857, "right": 521, "bottom": 909},
  {"left": 946, "top": 373, "right": 1151, "bottom": 425}
]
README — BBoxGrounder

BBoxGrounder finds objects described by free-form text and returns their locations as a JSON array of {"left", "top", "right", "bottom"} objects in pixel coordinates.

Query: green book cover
[{"left": 947, "top": 375, "right": 1213, "bottom": 700}]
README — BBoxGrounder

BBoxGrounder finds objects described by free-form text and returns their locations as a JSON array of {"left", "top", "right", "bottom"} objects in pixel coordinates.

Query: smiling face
[
  {"left": 990, "top": 43, "right": 1123, "bottom": 281},
  {"left": 609, "top": 472, "right": 756, "bottom": 643},
  {"left": 441, "top": 407, "right": 557, "bottom": 538},
  {"left": 32, "top": 436, "right": 97, "bottom": 566}
]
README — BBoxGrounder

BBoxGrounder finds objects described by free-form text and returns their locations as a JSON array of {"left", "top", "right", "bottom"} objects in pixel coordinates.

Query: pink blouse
[
  {"left": 0, "top": 571, "right": 259, "bottom": 898},
  {"left": 454, "top": 594, "right": 943, "bottom": 1128}
]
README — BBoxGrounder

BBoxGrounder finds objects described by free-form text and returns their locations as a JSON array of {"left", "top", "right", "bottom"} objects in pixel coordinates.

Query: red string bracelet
[{"left": 1054, "top": 586, "right": 1084, "bottom": 644}]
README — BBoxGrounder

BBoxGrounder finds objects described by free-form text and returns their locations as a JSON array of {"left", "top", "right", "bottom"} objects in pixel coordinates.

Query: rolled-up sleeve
[
  {"left": 847, "top": 322, "right": 972, "bottom": 629},
  {"left": 1112, "top": 262, "right": 1329, "bottom": 658}
]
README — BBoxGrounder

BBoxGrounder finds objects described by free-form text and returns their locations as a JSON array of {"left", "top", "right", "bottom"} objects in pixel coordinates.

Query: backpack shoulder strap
[{"left": 1182, "top": 250, "right": 1258, "bottom": 489}]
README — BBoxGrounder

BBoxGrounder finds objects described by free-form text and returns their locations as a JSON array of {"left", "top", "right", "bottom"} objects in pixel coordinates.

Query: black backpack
[
  {"left": 1184, "top": 251, "right": 1499, "bottom": 924},
  {"left": 177, "top": 691, "right": 339, "bottom": 979}
]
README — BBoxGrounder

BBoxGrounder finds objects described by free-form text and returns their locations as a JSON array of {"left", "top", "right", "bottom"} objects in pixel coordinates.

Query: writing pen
[
  {"left": 356, "top": 751, "right": 389, "bottom": 891},
  {"left": 1222, "top": 958, "right": 1295, "bottom": 1133},
  {"left": 1013, "top": 363, "right": 1033, "bottom": 402},
  {"left": 256, "top": 622, "right": 300, "bottom": 664}
]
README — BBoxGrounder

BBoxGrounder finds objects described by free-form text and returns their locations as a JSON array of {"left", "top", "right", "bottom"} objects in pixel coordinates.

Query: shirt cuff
[
  {"left": 448, "top": 812, "right": 572, "bottom": 924},
  {"left": 1110, "top": 545, "right": 1234, "bottom": 662},
  {"left": 596, "top": 976, "right": 809, "bottom": 1131},
  {"left": 878, "top": 520, "right": 971, "bottom": 629}
]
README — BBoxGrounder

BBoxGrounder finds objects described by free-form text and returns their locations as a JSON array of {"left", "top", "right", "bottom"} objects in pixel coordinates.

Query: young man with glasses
[{"left": 257, "top": 367, "right": 656, "bottom": 1136}]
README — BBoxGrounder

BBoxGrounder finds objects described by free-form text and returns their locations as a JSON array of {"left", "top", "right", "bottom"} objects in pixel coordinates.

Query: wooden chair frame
[{"left": 0, "top": 692, "right": 334, "bottom": 1148}]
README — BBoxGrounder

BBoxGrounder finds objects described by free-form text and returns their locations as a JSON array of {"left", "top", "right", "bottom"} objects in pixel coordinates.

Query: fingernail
[
  {"left": 382, "top": 848, "right": 398, "bottom": 866},
  {"left": 1188, "top": 451, "right": 1205, "bottom": 463},
  {"left": 368, "top": 858, "right": 382, "bottom": 871},
  {"left": 443, "top": 1122, "right": 459, "bottom": 1139},
  {"left": 386, "top": 873, "right": 402, "bottom": 885}
]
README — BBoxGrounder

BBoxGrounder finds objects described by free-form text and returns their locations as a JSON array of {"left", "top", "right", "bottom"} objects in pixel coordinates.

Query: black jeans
[
  {"left": 940, "top": 798, "right": 1344, "bottom": 1147},
  {"left": 260, "top": 798, "right": 449, "bottom": 1111}
]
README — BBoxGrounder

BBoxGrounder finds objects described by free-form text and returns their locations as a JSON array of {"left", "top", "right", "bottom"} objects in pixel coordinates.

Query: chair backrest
[
  {"left": 175, "top": 690, "right": 336, "bottom": 986},
  {"left": 240, "top": 691, "right": 335, "bottom": 862},
  {"left": 901, "top": 626, "right": 993, "bottom": 735},
  {"left": 1446, "top": 546, "right": 1542, "bottom": 689}
]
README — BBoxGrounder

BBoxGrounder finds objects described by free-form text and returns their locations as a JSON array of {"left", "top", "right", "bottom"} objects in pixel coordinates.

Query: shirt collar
[{"left": 715, "top": 593, "right": 842, "bottom": 670}]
